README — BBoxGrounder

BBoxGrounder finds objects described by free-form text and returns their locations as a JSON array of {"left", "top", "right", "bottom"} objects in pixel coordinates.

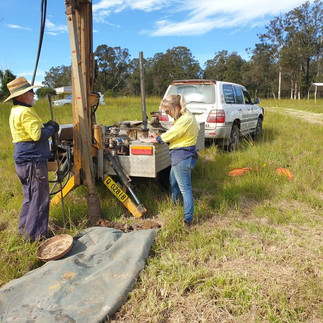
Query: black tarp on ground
[{"left": 0, "top": 226, "right": 156, "bottom": 322}]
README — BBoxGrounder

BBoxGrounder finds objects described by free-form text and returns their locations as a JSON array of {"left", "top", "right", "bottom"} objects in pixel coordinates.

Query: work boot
[{"left": 184, "top": 220, "right": 192, "bottom": 228}]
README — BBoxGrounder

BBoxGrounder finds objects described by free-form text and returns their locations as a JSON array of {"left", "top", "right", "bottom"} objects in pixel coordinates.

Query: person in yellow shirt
[
  {"left": 152, "top": 94, "right": 198, "bottom": 226},
  {"left": 4, "top": 77, "right": 59, "bottom": 242}
]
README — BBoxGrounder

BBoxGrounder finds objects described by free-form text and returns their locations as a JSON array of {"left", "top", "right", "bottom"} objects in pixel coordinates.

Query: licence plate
[{"left": 103, "top": 176, "right": 128, "bottom": 203}]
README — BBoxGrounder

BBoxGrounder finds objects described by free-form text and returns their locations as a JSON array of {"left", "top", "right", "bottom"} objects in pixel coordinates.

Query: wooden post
[{"left": 65, "top": 0, "right": 101, "bottom": 223}]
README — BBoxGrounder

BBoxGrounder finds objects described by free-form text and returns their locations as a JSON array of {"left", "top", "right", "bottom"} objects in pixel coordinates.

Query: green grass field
[
  {"left": 260, "top": 98, "right": 323, "bottom": 113},
  {"left": 0, "top": 97, "right": 322, "bottom": 322}
]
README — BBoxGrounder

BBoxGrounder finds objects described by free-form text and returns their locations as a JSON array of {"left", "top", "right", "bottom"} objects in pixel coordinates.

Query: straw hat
[{"left": 4, "top": 77, "right": 41, "bottom": 102}]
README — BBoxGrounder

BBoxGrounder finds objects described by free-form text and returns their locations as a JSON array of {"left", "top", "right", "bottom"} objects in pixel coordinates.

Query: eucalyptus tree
[
  {"left": 256, "top": 0, "right": 323, "bottom": 99},
  {"left": 147, "top": 52, "right": 171, "bottom": 96},
  {"left": 126, "top": 58, "right": 141, "bottom": 96},
  {"left": 0, "top": 69, "right": 16, "bottom": 100},
  {"left": 43, "top": 65, "right": 71, "bottom": 88},
  {"left": 147, "top": 47, "right": 202, "bottom": 96},
  {"left": 223, "top": 52, "right": 246, "bottom": 84},
  {"left": 203, "top": 50, "right": 245, "bottom": 84},
  {"left": 283, "top": 0, "right": 323, "bottom": 97},
  {"left": 203, "top": 50, "right": 228, "bottom": 80},
  {"left": 94, "top": 45, "right": 131, "bottom": 94},
  {"left": 165, "top": 46, "right": 202, "bottom": 80},
  {"left": 258, "top": 15, "right": 285, "bottom": 99},
  {"left": 36, "top": 86, "right": 56, "bottom": 99},
  {"left": 243, "top": 43, "right": 277, "bottom": 98},
  {"left": 126, "top": 56, "right": 153, "bottom": 96}
]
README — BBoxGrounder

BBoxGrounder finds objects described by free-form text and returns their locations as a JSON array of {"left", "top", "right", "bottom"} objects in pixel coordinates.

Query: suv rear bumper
[{"left": 205, "top": 125, "right": 231, "bottom": 139}]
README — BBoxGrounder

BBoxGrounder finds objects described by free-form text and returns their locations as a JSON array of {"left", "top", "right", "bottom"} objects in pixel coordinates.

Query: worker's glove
[{"left": 44, "top": 120, "right": 59, "bottom": 132}]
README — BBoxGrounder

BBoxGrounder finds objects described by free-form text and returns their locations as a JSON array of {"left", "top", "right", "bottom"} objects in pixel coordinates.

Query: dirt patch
[
  {"left": 266, "top": 107, "right": 323, "bottom": 125},
  {"left": 47, "top": 216, "right": 162, "bottom": 239},
  {"left": 0, "top": 221, "right": 8, "bottom": 232},
  {"left": 95, "top": 217, "right": 162, "bottom": 233}
]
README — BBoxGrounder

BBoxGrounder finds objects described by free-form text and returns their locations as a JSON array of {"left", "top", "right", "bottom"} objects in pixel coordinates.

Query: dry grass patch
[
  {"left": 265, "top": 107, "right": 323, "bottom": 125},
  {"left": 112, "top": 197, "right": 323, "bottom": 323}
]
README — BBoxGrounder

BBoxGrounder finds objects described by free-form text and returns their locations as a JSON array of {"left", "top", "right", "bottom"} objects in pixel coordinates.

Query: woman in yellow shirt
[{"left": 156, "top": 94, "right": 198, "bottom": 226}]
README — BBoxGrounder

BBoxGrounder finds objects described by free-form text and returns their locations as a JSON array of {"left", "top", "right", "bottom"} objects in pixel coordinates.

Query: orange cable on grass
[
  {"left": 275, "top": 168, "right": 294, "bottom": 180},
  {"left": 228, "top": 166, "right": 294, "bottom": 180},
  {"left": 228, "top": 167, "right": 253, "bottom": 177}
]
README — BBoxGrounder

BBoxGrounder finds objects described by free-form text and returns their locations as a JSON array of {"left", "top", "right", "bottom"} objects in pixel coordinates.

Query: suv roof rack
[{"left": 170, "top": 79, "right": 216, "bottom": 85}]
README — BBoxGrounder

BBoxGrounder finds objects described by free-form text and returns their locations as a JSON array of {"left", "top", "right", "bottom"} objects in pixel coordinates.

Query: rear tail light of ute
[
  {"left": 207, "top": 109, "right": 225, "bottom": 123},
  {"left": 158, "top": 111, "right": 169, "bottom": 122}
]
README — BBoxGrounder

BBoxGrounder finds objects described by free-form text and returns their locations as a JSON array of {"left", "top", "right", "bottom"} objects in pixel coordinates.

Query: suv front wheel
[
  {"left": 252, "top": 117, "right": 263, "bottom": 139},
  {"left": 225, "top": 124, "right": 240, "bottom": 152}
]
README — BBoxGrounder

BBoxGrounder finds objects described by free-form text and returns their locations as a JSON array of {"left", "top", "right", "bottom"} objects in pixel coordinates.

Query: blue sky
[{"left": 0, "top": 0, "right": 306, "bottom": 85}]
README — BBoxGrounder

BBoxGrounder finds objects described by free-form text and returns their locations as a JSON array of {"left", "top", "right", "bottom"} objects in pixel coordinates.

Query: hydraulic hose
[{"left": 31, "top": 0, "right": 47, "bottom": 85}]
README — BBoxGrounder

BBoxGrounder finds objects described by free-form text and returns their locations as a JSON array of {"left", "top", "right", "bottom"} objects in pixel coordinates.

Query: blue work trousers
[
  {"left": 15, "top": 161, "right": 50, "bottom": 241},
  {"left": 169, "top": 157, "right": 197, "bottom": 223}
]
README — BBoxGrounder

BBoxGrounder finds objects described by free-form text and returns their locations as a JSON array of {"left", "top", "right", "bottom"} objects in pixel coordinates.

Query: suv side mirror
[{"left": 254, "top": 98, "right": 260, "bottom": 104}]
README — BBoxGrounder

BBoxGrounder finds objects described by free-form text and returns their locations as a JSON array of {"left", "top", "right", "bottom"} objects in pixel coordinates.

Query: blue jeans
[{"left": 169, "top": 157, "right": 197, "bottom": 223}]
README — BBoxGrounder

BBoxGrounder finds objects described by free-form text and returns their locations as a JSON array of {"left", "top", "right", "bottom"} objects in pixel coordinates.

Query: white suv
[
  {"left": 53, "top": 92, "right": 105, "bottom": 107},
  {"left": 159, "top": 79, "right": 264, "bottom": 151}
]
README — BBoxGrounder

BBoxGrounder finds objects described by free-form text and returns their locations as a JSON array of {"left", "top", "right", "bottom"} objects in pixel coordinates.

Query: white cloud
[
  {"left": 92, "top": 0, "right": 307, "bottom": 36},
  {"left": 7, "top": 24, "right": 32, "bottom": 31},
  {"left": 125, "top": 0, "right": 170, "bottom": 11},
  {"left": 45, "top": 19, "right": 68, "bottom": 36},
  {"left": 149, "top": 20, "right": 217, "bottom": 36},
  {"left": 93, "top": 9, "right": 111, "bottom": 23},
  {"left": 93, "top": 0, "right": 124, "bottom": 12},
  {"left": 151, "top": 0, "right": 308, "bottom": 36},
  {"left": 93, "top": 0, "right": 170, "bottom": 13}
]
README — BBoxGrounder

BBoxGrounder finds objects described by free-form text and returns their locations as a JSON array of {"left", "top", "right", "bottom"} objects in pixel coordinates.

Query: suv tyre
[
  {"left": 252, "top": 118, "right": 263, "bottom": 140},
  {"left": 226, "top": 124, "right": 240, "bottom": 152}
]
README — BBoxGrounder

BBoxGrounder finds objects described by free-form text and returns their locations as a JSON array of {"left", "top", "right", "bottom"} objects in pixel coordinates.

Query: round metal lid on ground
[{"left": 37, "top": 234, "right": 73, "bottom": 262}]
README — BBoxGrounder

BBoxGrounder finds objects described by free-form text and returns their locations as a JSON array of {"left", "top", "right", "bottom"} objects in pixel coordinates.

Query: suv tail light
[
  {"left": 159, "top": 111, "right": 169, "bottom": 122},
  {"left": 207, "top": 110, "right": 225, "bottom": 123}
]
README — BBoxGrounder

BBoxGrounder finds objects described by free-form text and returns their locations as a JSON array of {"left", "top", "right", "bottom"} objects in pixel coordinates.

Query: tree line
[{"left": 1, "top": 0, "right": 322, "bottom": 101}]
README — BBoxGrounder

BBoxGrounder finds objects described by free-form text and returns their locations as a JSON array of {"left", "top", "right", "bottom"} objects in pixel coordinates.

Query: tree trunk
[
  {"left": 306, "top": 58, "right": 310, "bottom": 89},
  {"left": 272, "top": 90, "right": 276, "bottom": 99},
  {"left": 290, "top": 79, "right": 294, "bottom": 99},
  {"left": 278, "top": 67, "right": 281, "bottom": 100},
  {"left": 112, "top": 78, "right": 121, "bottom": 92}
]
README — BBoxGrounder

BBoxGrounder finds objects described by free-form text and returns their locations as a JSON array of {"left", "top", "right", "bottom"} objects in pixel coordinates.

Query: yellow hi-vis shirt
[
  {"left": 9, "top": 105, "right": 43, "bottom": 143},
  {"left": 160, "top": 111, "right": 198, "bottom": 149}
]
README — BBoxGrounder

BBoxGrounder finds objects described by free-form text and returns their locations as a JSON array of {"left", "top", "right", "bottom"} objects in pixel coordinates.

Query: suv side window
[
  {"left": 243, "top": 90, "right": 252, "bottom": 104},
  {"left": 234, "top": 86, "right": 244, "bottom": 104},
  {"left": 223, "top": 84, "right": 235, "bottom": 104}
]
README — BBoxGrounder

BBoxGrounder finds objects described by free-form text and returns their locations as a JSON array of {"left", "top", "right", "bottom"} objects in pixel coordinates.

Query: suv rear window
[{"left": 167, "top": 84, "right": 215, "bottom": 104}]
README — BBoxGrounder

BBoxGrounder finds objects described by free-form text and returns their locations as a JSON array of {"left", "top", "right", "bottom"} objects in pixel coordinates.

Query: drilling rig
[{"left": 49, "top": 0, "right": 205, "bottom": 221}]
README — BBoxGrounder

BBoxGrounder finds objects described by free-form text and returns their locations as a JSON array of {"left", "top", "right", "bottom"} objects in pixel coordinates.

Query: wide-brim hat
[{"left": 4, "top": 76, "right": 41, "bottom": 102}]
